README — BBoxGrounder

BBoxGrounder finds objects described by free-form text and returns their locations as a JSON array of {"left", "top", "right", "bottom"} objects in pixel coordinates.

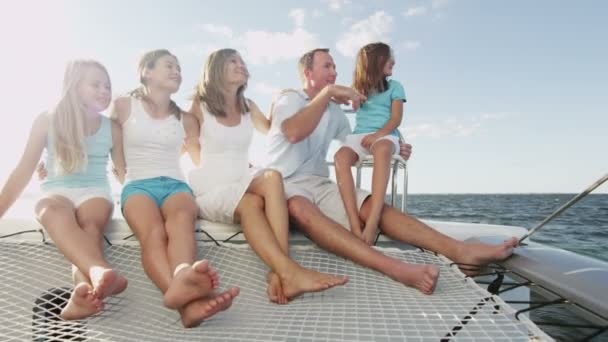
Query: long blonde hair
[
  {"left": 193, "top": 48, "right": 249, "bottom": 117},
  {"left": 51, "top": 60, "right": 109, "bottom": 175},
  {"left": 352, "top": 42, "right": 392, "bottom": 97},
  {"left": 130, "top": 49, "right": 181, "bottom": 117}
]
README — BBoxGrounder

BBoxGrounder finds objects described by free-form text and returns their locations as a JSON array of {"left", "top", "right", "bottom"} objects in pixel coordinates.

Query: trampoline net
[{"left": 0, "top": 239, "right": 550, "bottom": 341}]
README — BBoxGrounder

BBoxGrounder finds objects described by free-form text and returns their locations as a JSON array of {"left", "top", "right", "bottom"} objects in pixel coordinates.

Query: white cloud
[
  {"left": 312, "top": 9, "right": 324, "bottom": 18},
  {"left": 404, "top": 112, "right": 512, "bottom": 139},
  {"left": 196, "top": 24, "right": 233, "bottom": 39},
  {"left": 403, "top": 6, "right": 427, "bottom": 17},
  {"left": 402, "top": 41, "right": 421, "bottom": 50},
  {"left": 336, "top": 11, "right": 394, "bottom": 57},
  {"left": 252, "top": 82, "right": 281, "bottom": 96},
  {"left": 289, "top": 8, "right": 306, "bottom": 27},
  {"left": 190, "top": 24, "right": 321, "bottom": 65},
  {"left": 237, "top": 28, "right": 321, "bottom": 65},
  {"left": 322, "top": 0, "right": 352, "bottom": 11},
  {"left": 432, "top": 0, "right": 450, "bottom": 9}
]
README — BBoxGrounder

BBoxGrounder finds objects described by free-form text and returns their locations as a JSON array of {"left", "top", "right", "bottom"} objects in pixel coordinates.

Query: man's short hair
[{"left": 298, "top": 48, "right": 330, "bottom": 82}]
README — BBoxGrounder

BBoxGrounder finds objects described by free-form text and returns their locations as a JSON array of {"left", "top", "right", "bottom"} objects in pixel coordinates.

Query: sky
[{"left": 0, "top": 0, "right": 606, "bottom": 194}]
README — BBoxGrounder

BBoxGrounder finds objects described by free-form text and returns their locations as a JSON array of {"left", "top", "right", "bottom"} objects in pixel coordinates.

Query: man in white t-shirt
[{"left": 266, "top": 48, "right": 518, "bottom": 294}]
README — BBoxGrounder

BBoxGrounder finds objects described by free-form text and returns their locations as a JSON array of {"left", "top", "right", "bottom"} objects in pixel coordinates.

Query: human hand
[
  {"left": 328, "top": 85, "right": 366, "bottom": 111},
  {"left": 36, "top": 162, "right": 47, "bottom": 181},
  {"left": 361, "top": 133, "right": 379, "bottom": 149},
  {"left": 362, "top": 226, "right": 378, "bottom": 246},
  {"left": 399, "top": 143, "right": 412, "bottom": 160}
]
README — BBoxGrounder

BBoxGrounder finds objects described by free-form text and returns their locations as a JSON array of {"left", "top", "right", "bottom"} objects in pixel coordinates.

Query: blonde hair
[
  {"left": 193, "top": 48, "right": 249, "bottom": 117},
  {"left": 352, "top": 42, "right": 391, "bottom": 97},
  {"left": 51, "top": 59, "right": 110, "bottom": 175},
  {"left": 298, "top": 48, "right": 330, "bottom": 83},
  {"left": 130, "top": 49, "right": 181, "bottom": 117}
]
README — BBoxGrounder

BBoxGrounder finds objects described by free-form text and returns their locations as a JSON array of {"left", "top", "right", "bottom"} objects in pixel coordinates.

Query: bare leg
[
  {"left": 247, "top": 170, "right": 289, "bottom": 303},
  {"left": 361, "top": 140, "right": 393, "bottom": 245},
  {"left": 236, "top": 193, "right": 347, "bottom": 302},
  {"left": 288, "top": 196, "right": 438, "bottom": 294},
  {"left": 365, "top": 204, "right": 518, "bottom": 273},
  {"left": 34, "top": 196, "right": 117, "bottom": 319},
  {"left": 123, "top": 195, "right": 173, "bottom": 294},
  {"left": 334, "top": 147, "right": 364, "bottom": 236},
  {"left": 76, "top": 198, "right": 127, "bottom": 299},
  {"left": 161, "top": 193, "right": 217, "bottom": 309}
]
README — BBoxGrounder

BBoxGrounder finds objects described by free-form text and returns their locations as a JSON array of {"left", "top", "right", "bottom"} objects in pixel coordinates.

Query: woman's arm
[
  {"left": 0, "top": 113, "right": 49, "bottom": 218},
  {"left": 182, "top": 109, "right": 201, "bottom": 166},
  {"left": 248, "top": 99, "right": 270, "bottom": 135},
  {"left": 110, "top": 120, "right": 126, "bottom": 184}
]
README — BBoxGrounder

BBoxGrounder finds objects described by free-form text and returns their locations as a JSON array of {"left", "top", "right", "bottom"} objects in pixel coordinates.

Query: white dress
[{"left": 188, "top": 107, "right": 258, "bottom": 223}]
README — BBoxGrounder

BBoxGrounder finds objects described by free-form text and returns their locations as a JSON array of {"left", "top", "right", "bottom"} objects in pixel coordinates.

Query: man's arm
[{"left": 281, "top": 85, "right": 365, "bottom": 144}]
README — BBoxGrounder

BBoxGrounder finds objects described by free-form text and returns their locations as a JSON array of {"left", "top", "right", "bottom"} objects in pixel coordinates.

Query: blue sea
[
  {"left": 405, "top": 193, "right": 608, "bottom": 262},
  {"left": 404, "top": 193, "right": 608, "bottom": 341}
]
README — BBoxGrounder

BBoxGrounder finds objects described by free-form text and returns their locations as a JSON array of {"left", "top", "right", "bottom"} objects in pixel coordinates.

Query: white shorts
[
  {"left": 342, "top": 133, "right": 400, "bottom": 161},
  {"left": 41, "top": 187, "right": 113, "bottom": 208},
  {"left": 284, "top": 175, "right": 370, "bottom": 230}
]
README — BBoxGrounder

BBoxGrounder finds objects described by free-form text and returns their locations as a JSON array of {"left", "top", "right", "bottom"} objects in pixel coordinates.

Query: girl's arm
[
  {"left": 0, "top": 114, "right": 49, "bottom": 218},
  {"left": 376, "top": 100, "right": 403, "bottom": 137},
  {"left": 182, "top": 110, "right": 201, "bottom": 166},
  {"left": 361, "top": 100, "right": 403, "bottom": 148},
  {"left": 110, "top": 121, "right": 126, "bottom": 184},
  {"left": 248, "top": 99, "right": 270, "bottom": 134},
  {"left": 109, "top": 96, "right": 131, "bottom": 126}
]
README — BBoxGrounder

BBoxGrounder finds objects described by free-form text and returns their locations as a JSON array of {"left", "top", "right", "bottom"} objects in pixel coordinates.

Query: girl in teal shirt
[{"left": 334, "top": 42, "right": 406, "bottom": 245}]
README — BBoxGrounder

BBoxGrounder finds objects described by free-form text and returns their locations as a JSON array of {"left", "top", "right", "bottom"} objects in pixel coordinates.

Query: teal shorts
[{"left": 121, "top": 176, "right": 193, "bottom": 209}]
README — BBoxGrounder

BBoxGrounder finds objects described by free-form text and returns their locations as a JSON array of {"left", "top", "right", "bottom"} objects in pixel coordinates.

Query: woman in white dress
[{"left": 187, "top": 49, "right": 348, "bottom": 304}]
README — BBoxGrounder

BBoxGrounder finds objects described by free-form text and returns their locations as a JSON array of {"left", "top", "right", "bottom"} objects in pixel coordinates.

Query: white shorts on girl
[
  {"left": 40, "top": 187, "right": 113, "bottom": 208},
  {"left": 342, "top": 133, "right": 400, "bottom": 161}
]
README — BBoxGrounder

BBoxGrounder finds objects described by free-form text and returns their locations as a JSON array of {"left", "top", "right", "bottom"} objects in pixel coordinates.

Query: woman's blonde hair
[
  {"left": 352, "top": 42, "right": 392, "bottom": 97},
  {"left": 51, "top": 59, "right": 109, "bottom": 175},
  {"left": 193, "top": 48, "right": 249, "bottom": 117},
  {"left": 130, "top": 49, "right": 181, "bottom": 117}
]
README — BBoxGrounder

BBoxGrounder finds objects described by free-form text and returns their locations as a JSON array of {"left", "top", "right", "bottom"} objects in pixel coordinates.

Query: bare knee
[
  {"left": 287, "top": 196, "right": 317, "bottom": 227},
  {"left": 334, "top": 147, "right": 357, "bottom": 170},
  {"left": 260, "top": 169, "right": 284, "bottom": 192},
  {"left": 371, "top": 140, "right": 394, "bottom": 158},
  {"left": 140, "top": 226, "right": 168, "bottom": 249},
  {"left": 35, "top": 201, "right": 72, "bottom": 228}
]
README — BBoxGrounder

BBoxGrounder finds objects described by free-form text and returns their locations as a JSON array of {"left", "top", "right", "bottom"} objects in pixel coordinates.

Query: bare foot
[
  {"left": 164, "top": 260, "right": 216, "bottom": 309},
  {"left": 60, "top": 283, "right": 104, "bottom": 320},
  {"left": 90, "top": 267, "right": 128, "bottom": 300},
  {"left": 455, "top": 237, "right": 519, "bottom": 275},
  {"left": 266, "top": 272, "right": 287, "bottom": 304},
  {"left": 386, "top": 261, "right": 440, "bottom": 295},
  {"left": 179, "top": 287, "right": 240, "bottom": 328},
  {"left": 279, "top": 266, "right": 348, "bottom": 301}
]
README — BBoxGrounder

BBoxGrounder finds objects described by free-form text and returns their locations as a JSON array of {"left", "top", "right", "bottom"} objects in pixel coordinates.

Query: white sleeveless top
[
  {"left": 123, "top": 98, "right": 185, "bottom": 182},
  {"left": 188, "top": 106, "right": 256, "bottom": 223}
]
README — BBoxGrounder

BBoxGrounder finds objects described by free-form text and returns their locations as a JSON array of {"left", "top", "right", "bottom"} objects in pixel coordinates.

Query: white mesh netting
[{"left": 0, "top": 239, "right": 549, "bottom": 341}]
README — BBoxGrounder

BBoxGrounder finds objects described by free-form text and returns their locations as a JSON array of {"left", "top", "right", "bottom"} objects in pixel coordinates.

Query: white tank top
[
  {"left": 188, "top": 106, "right": 252, "bottom": 196},
  {"left": 123, "top": 98, "right": 185, "bottom": 182}
]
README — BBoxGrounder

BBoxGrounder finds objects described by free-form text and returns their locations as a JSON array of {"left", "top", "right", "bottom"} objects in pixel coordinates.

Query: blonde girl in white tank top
[
  {"left": 187, "top": 49, "right": 347, "bottom": 305},
  {"left": 111, "top": 50, "right": 238, "bottom": 328}
]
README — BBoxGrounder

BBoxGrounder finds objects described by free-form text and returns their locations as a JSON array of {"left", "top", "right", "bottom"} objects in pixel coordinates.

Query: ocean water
[
  {"left": 403, "top": 193, "right": 608, "bottom": 341},
  {"left": 405, "top": 193, "right": 608, "bottom": 262}
]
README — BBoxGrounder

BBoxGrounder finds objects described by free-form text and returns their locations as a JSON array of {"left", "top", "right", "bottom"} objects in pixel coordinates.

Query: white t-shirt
[{"left": 265, "top": 89, "right": 351, "bottom": 179}]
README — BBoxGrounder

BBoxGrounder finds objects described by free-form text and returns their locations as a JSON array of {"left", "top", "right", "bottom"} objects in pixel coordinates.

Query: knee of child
[{"left": 372, "top": 140, "right": 394, "bottom": 157}]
